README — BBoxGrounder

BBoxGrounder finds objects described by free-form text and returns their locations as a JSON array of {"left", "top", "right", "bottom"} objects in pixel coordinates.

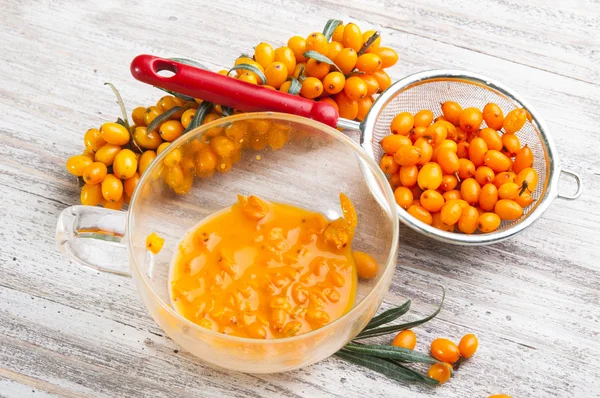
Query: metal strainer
[{"left": 131, "top": 56, "right": 582, "bottom": 245}]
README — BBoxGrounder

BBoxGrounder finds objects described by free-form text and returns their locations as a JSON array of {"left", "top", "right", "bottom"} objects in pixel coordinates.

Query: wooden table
[{"left": 1, "top": 1, "right": 599, "bottom": 397}]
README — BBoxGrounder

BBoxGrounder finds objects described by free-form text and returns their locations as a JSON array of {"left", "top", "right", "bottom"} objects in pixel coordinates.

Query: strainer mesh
[{"left": 370, "top": 79, "right": 548, "bottom": 232}]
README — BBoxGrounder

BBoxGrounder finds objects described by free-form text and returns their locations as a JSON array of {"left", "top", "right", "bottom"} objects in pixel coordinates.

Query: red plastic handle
[{"left": 130, "top": 54, "right": 339, "bottom": 128}]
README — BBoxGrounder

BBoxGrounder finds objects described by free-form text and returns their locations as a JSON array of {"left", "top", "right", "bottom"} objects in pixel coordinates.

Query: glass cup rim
[{"left": 127, "top": 112, "right": 399, "bottom": 344}]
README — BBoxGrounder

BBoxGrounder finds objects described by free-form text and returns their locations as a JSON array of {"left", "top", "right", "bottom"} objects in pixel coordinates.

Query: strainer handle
[
  {"left": 557, "top": 169, "right": 583, "bottom": 200},
  {"left": 130, "top": 54, "right": 340, "bottom": 128}
]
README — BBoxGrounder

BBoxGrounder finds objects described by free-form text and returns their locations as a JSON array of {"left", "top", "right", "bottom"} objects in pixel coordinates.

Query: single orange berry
[
  {"left": 392, "top": 330, "right": 417, "bottom": 350},
  {"left": 430, "top": 338, "right": 461, "bottom": 363},
  {"left": 458, "top": 333, "right": 478, "bottom": 358}
]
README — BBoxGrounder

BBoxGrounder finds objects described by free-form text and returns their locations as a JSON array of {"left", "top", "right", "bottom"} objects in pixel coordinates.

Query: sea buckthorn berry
[
  {"left": 306, "top": 58, "right": 330, "bottom": 79},
  {"left": 427, "top": 363, "right": 452, "bottom": 385},
  {"left": 392, "top": 330, "right": 416, "bottom": 350},
  {"left": 131, "top": 107, "right": 146, "bottom": 126},
  {"left": 437, "top": 148, "right": 460, "bottom": 174},
  {"left": 515, "top": 168, "right": 539, "bottom": 192},
  {"left": 414, "top": 137, "right": 433, "bottom": 165},
  {"left": 420, "top": 190, "right": 445, "bottom": 212},
  {"left": 165, "top": 164, "right": 185, "bottom": 189},
  {"left": 82, "top": 162, "right": 107, "bottom": 185},
  {"left": 124, "top": 172, "right": 140, "bottom": 198},
  {"left": 356, "top": 53, "right": 382, "bottom": 74},
  {"left": 503, "top": 108, "right": 527, "bottom": 134},
  {"left": 254, "top": 42, "right": 275, "bottom": 69},
  {"left": 430, "top": 338, "right": 461, "bottom": 363},
  {"left": 441, "top": 174, "right": 458, "bottom": 191},
  {"left": 433, "top": 212, "right": 455, "bottom": 232},
  {"left": 458, "top": 333, "right": 478, "bottom": 358},
  {"left": 390, "top": 112, "right": 415, "bottom": 136},
  {"left": 479, "top": 183, "right": 499, "bottom": 211},
  {"left": 344, "top": 76, "right": 368, "bottom": 101},
  {"left": 479, "top": 128, "right": 503, "bottom": 151},
  {"left": 455, "top": 127, "right": 468, "bottom": 142},
  {"left": 461, "top": 178, "right": 481, "bottom": 205},
  {"left": 394, "top": 145, "right": 422, "bottom": 167},
  {"left": 101, "top": 195, "right": 124, "bottom": 210},
  {"left": 353, "top": 251, "right": 379, "bottom": 279},
  {"left": 407, "top": 204, "right": 433, "bottom": 225},
  {"left": 373, "top": 47, "right": 398, "bottom": 68},
  {"left": 399, "top": 165, "right": 419, "bottom": 187},
  {"left": 457, "top": 141, "right": 470, "bottom": 159},
  {"left": 133, "top": 126, "right": 162, "bottom": 150},
  {"left": 495, "top": 199, "right": 523, "bottom": 220},
  {"left": 238, "top": 72, "right": 258, "bottom": 84},
  {"left": 432, "top": 140, "right": 458, "bottom": 161},
  {"left": 279, "top": 81, "right": 292, "bottom": 93},
  {"left": 196, "top": 146, "right": 217, "bottom": 177},
  {"left": 100, "top": 122, "right": 130, "bottom": 146},
  {"left": 146, "top": 232, "right": 164, "bottom": 254},
  {"left": 484, "top": 150, "right": 512, "bottom": 173},
  {"left": 288, "top": 36, "right": 307, "bottom": 63},
  {"left": 80, "top": 183, "right": 103, "bottom": 206},
  {"left": 426, "top": 122, "right": 448, "bottom": 146},
  {"left": 437, "top": 120, "right": 457, "bottom": 141},
  {"left": 180, "top": 109, "right": 196, "bottom": 129},
  {"left": 94, "top": 144, "right": 121, "bottom": 167},
  {"left": 211, "top": 136, "right": 235, "bottom": 159},
  {"left": 478, "top": 212, "right": 501, "bottom": 232},
  {"left": 163, "top": 147, "right": 183, "bottom": 168},
  {"left": 334, "top": 48, "right": 358, "bottom": 75},
  {"left": 489, "top": 395, "right": 512, "bottom": 398},
  {"left": 101, "top": 174, "right": 123, "bottom": 203},
  {"left": 417, "top": 162, "right": 443, "bottom": 190},
  {"left": 138, "top": 150, "right": 156, "bottom": 175},
  {"left": 441, "top": 101, "right": 462, "bottom": 126},
  {"left": 371, "top": 69, "right": 391, "bottom": 92},
  {"left": 84, "top": 128, "right": 106, "bottom": 153},
  {"left": 306, "top": 32, "right": 329, "bottom": 55},
  {"left": 493, "top": 171, "right": 516, "bottom": 189},
  {"left": 475, "top": 166, "right": 495, "bottom": 185},
  {"left": 332, "top": 24, "right": 345, "bottom": 42},
  {"left": 411, "top": 126, "right": 428, "bottom": 142},
  {"left": 265, "top": 62, "right": 288, "bottom": 89},
  {"left": 361, "top": 74, "right": 379, "bottom": 97},
  {"left": 292, "top": 63, "right": 306, "bottom": 79},
  {"left": 440, "top": 200, "right": 463, "bottom": 225},
  {"left": 300, "top": 77, "right": 324, "bottom": 99},
  {"left": 356, "top": 96, "right": 373, "bottom": 122},
  {"left": 394, "top": 186, "right": 413, "bottom": 209},
  {"left": 498, "top": 182, "right": 521, "bottom": 200},
  {"left": 513, "top": 145, "right": 534, "bottom": 174},
  {"left": 468, "top": 137, "right": 488, "bottom": 167},
  {"left": 502, "top": 133, "right": 521, "bottom": 157},
  {"left": 362, "top": 30, "right": 381, "bottom": 50},
  {"left": 156, "top": 95, "right": 180, "bottom": 113},
  {"left": 514, "top": 191, "right": 534, "bottom": 208},
  {"left": 342, "top": 23, "right": 363, "bottom": 52},
  {"left": 414, "top": 110, "right": 434, "bottom": 128},
  {"left": 483, "top": 103, "right": 504, "bottom": 130},
  {"left": 458, "top": 206, "right": 479, "bottom": 234},
  {"left": 327, "top": 41, "right": 344, "bottom": 61},
  {"left": 66, "top": 155, "right": 93, "bottom": 177},
  {"left": 389, "top": 172, "right": 401, "bottom": 190},
  {"left": 443, "top": 190, "right": 462, "bottom": 201},
  {"left": 380, "top": 154, "right": 399, "bottom": 174},
  {"left": 335, "top": 92, "right": 358, "bottom": 119},
  {"left": 113, "top": 149, "right": 138, "bottom": 180},
  {"left": 144, "top": 106, "right": 162, "bottom": 126},
  {"left": 159, "top": 120, "right": 184, "bottom": 142},
  {"left": 458, "top": 158, "right": 476, "bottom": 179},
  {"left": 274, "top": 46, "right": 297, "bottom": 76},
  {"left": 460, "top": 107, "right": 483, "bottom": 132}
]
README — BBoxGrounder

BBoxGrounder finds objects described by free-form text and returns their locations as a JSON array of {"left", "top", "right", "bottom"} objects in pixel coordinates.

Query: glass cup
[{"left": 56, "top": 113, "right": 399, "bottom": 373}]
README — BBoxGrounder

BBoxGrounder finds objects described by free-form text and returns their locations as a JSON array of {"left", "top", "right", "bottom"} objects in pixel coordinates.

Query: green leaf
[
  {"left": 155, "top": 87, "right": 196, "bottom": 102},
  {"left": 363, "top": 300, "right": 411, "bottom": 331},
  {"left": 183, "top": 101, "right": 213, "bottom": 133},
  {"left": 336, "top": 350, "right": 439, "bottom": 385},
  {"left": 228, "top": 64, "right": 267, "bottom": 85},
  {"left": 288, "top": 78, "right": 302, "bottom": 95},
  {"left": 104, "top": 82, "right": 130, "bottom": 131},
  {"left": 358, "top": 31, "right": 380, "bottom": 56},
  {"left": 221, "top": 106, "right": 234, "bottom": 117},
  {"left": 344, "top": 343, "right": 438, "bottom": 364},
  {"left": 168, "top": 57, "right": 207, "bottom": 69},
  {"left": 356, "top": 287, "right": 445, "bottom": 340},
  {"left": 146, "top": 106, "right": 183, "bottom": 133},
  {"left": 302, "top": 50, "right": 342, "bottom": 73},
  {"left": 322, "top": 19, "right": 342, "bottom": 41}
]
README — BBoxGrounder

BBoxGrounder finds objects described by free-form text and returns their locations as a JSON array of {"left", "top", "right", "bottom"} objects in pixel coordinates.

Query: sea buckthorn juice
[{"left": 169, "top": 194, "right": 358, "bottom": 339}]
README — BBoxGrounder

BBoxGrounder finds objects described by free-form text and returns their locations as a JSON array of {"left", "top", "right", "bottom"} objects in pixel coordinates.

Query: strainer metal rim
[{"left": 360, "top": 69, "right": 561, "bottom": 245}]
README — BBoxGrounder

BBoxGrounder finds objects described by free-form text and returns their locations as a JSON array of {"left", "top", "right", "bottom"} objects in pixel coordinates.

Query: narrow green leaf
[
  {"left": 363, "top": 300, "right": 411, "bottom": 331},
  {"left": 302, "top": 50, "right": 342, "bottom": 73},
  {"left": 155, "top": 87, "right": 195, "bottom": 102},
  {"left": 221, "top": 106, "right": 234, "bottom": 117},
  {"left": 336, "top": 350, "right": 439, "bottom": 385},
  {"left": 183, "top": 101, "right": 213, "bottom": 133},
  {"left": 322, "top": 19, "right": 342, "bottom": 41},
  {"left": 358, "top": 31, "right": 380, "bottom": 56},
  {"left": 356, "top": 287, "right": 445, "bottom": 339},
  {"left": 344, "top": 343, "right": 438, "bottom": 364},
  {"left": 168, "top": 57, "right": 207, "bottom": 69},
  {"left": 104, "top": 82, "right": 130, "bottom": 130},
  {"left": 228, "top": 64, "right": 267, "bottom": 85},
  {"left": 288, "top": 78, "right": 302, "bottom": 95},
  {"left": 146, "top": 106, "right": 183, "bottom": 133}
]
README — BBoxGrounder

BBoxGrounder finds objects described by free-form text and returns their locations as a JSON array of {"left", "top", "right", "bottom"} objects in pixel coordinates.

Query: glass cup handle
[{"left": 56, "top": 205, "right": 131, "bottom": 277}]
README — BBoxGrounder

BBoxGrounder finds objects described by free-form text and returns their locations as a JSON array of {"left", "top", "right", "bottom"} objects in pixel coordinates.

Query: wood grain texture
[{"left": 1, "top": 0, "right": 599, "bottom": 397}]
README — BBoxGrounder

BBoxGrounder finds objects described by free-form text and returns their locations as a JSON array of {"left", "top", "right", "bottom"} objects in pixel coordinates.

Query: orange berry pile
[
  {"left": 381, "top": 102, "right": 538, "bottom": 234},
  {"left": 392, "top": 330, "right": 479, "bottom": 385}
]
